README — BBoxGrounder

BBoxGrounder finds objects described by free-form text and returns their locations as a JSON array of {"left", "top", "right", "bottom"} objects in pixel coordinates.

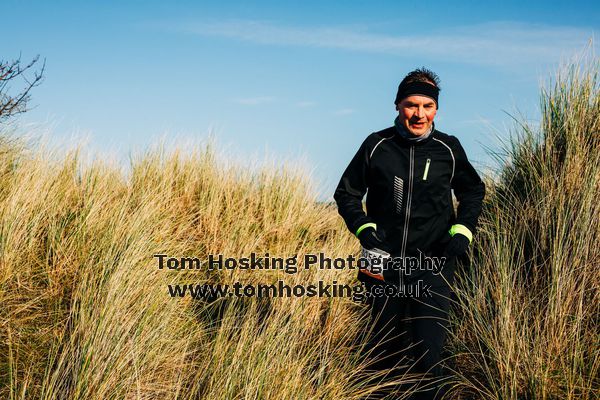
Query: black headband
[{"left": 394, "top": 81, "right": 439, "bottom": 109}]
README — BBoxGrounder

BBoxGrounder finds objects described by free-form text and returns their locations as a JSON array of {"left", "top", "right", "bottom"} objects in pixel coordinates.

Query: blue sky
[{"left": 3, "top": 1, "right": 599, "bottom": 200}]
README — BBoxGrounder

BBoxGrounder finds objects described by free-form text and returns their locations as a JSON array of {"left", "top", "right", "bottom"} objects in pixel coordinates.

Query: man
[{"left": 334, "top": 68, "right": 485, "bottom": 399}]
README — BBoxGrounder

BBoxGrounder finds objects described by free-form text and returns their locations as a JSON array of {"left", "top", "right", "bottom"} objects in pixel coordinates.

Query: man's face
[{"left": 396, "top": 95, "right": 437, "bottom": 136}]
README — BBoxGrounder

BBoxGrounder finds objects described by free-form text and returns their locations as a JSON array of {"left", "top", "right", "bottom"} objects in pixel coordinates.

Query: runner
[{"left": 334, "top": 67, "right": 485, "bottom": 399}]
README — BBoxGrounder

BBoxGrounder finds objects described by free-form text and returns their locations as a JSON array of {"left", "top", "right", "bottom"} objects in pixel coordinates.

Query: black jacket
[{"left": 334, "top": 124, "right": 485, "bottom": 283}]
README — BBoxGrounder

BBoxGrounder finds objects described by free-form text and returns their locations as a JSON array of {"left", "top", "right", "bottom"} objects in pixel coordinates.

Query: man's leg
[
  {"left": 405, "top": 282, "right": 453, "bottom": 400},
  {"left": 360, "top": 281, "right": 412, "bottom": 398}
]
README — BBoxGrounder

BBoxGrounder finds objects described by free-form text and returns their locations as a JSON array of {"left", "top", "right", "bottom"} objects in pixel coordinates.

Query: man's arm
[
  {"left": 450, "top": 137, "right": 486, "bottom": 242},
  {"left": 333, "top": 138, "right": 375, "bottom": 236}
]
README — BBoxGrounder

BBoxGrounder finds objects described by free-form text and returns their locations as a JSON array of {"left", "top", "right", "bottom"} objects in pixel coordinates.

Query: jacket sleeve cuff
[
  {"left": 355, "top": 222, "right": 377, "bottom": 238},
  {"left": 449, "top": 224, "right": 473, "bottom": 244}
]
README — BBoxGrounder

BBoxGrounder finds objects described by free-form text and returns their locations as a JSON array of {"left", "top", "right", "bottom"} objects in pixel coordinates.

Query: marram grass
[
  {"left": 446, "top": 52, "right": 599, "bottom": 399},
  {"left": 0, "top": 135, "right": 400, "bottom": 399}
]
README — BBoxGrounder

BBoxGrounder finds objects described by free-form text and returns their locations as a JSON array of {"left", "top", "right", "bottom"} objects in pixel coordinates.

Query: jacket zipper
[
  {"left": 401, "top": 146, "right": 414, "bottom": 258},
  {"left": 423, "top": 158, "right": 431, "bottom": 180},
  {"left": 400, "top": 146, "right": 414, "bottom": 286}
]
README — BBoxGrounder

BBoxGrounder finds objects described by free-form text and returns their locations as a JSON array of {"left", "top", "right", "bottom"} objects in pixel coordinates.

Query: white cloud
[
  {"left": 233, "top": 96, "right": 275, "bottom": 105},
  {"left": 170, "top": 19, "right": 597, "bottom": 68},
  {"left": 461, "top": 117, "right": 493, "bottom": 125},
  {"left": 333, "top": 108, "right": 355, "bottom": 116}
]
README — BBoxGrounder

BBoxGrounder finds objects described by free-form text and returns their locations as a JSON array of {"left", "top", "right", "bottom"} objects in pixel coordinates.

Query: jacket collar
[{"left": 392, "top": 118, "right": 436, "bottom": 146}]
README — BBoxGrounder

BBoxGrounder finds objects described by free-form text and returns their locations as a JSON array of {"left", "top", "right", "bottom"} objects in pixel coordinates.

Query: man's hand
[
  {"left": 357, "top": 226, "right": 387, "bottom": 250},
  {"left": 443, "top": 233, "right": 470, "bottom": 258}
]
